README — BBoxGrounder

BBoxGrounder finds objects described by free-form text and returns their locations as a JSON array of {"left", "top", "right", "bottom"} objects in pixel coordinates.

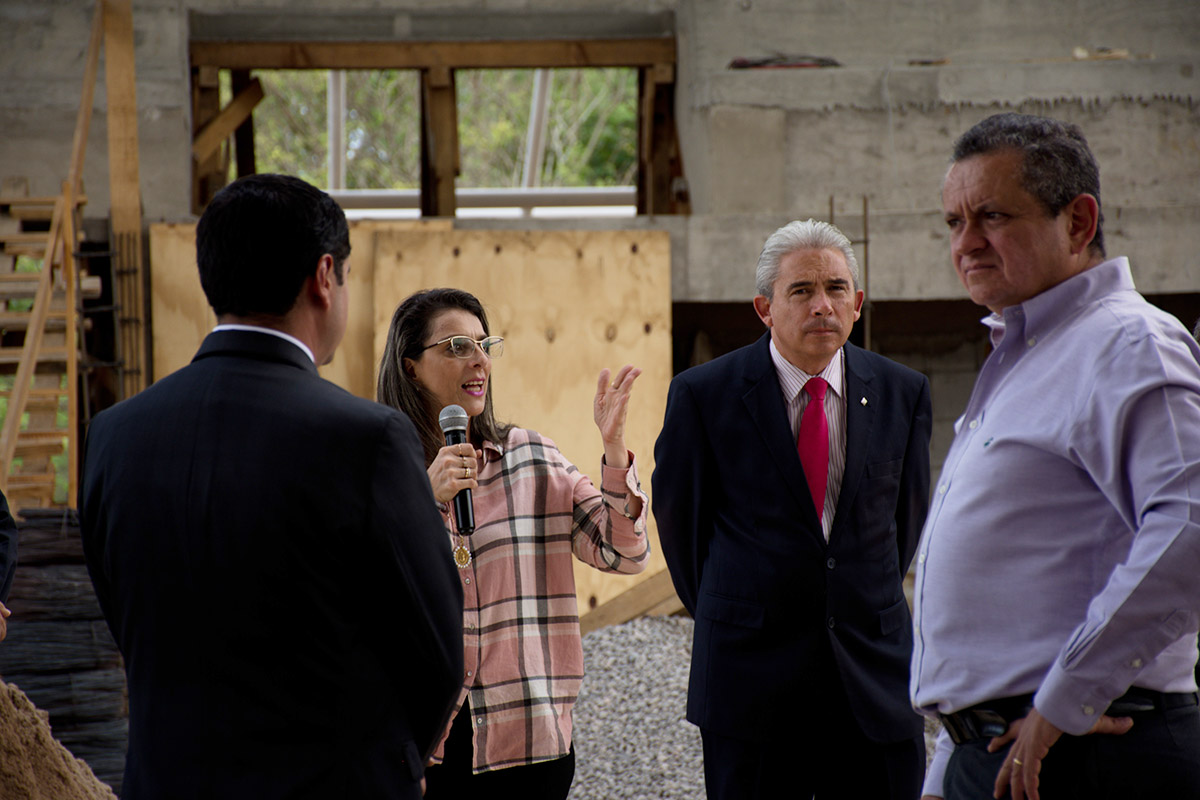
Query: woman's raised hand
[{"left": 593, "top": 364, "right": 641, "bottom": 469}]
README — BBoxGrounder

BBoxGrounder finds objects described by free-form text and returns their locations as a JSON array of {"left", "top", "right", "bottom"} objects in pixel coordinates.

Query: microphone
[{"left": 438, "top": 404, "right": 475, "bottom": 535}]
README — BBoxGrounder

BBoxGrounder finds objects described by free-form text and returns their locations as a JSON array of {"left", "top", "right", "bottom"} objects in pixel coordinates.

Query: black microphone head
[{"left": 438, "top": 404, "right": 469, "bottom": 434}]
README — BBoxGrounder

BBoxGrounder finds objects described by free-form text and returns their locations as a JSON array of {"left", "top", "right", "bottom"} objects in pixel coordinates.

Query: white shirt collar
[{"left": 212, "top": 324, "right": 315, "bottom": 364}]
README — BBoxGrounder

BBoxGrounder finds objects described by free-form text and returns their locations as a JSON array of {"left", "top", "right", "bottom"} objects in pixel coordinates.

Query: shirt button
[
  {"left": 938, "top": 484, "right": 948, "bottom": 495},
  {"left": 968, "top": 419, "right": 979, "bottom": 429},
  {"left": 1082, "top": 705, "right": 1095, "bottom": 716},
  {"left": 464, "top": 578, "right": 471, "bottom": 585},
  {"left": 826, "top": 557, "right": 836, "bottom": 569},
  {"left": 466, "top": 671, "right": 473, "bottom": 677},
  {"left": 1130, "top": 658, "right": 1143, "bottom": 668},
  {"left": 827, "top": 617, "right": 836, "bottom": 629},
  {"left": 1027, "top": 336, "right": 1037, "bottom": 347},
  {"left": 477, "top": 717, "right": 484, "bottom": 725},
  {"left": 918, "top": 552, "right": 926, "bottom": 564}
]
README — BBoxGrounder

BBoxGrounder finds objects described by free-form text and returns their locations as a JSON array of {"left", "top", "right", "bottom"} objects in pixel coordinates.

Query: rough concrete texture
[{"left": 0, "top": 0, "right": 1195, "bottom": 300}]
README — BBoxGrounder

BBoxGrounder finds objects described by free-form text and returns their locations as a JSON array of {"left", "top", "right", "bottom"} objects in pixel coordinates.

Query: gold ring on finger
[{"left": 1013, "top": 758, "right": 1024, "bottom": 767}]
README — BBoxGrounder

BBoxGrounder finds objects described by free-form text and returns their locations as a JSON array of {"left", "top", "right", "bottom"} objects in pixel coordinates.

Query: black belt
[{"left": 939, "top": 687, "right": 1200, "bottom": 745}]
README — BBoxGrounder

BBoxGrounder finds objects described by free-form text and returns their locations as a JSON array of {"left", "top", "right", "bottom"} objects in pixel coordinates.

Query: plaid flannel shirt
[{"left": 429, "top": 427, "right": 650, "bottom": 773}]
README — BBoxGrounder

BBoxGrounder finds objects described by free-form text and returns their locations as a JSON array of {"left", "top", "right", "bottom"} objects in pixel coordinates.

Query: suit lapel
[
  {"left": 741, "top": 336, "right": 823, "bottom": 529},
  {"left": 832, "top": 344, "right": 877, "bottom": 539}
]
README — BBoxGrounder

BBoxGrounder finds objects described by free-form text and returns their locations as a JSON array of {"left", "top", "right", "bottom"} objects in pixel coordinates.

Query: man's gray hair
[{"left": 755, "top": 219, "right": 860, "bottom": 298}]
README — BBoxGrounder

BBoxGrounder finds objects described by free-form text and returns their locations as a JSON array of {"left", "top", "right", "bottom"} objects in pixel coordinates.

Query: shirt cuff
[
  {"left": 600, "top": 452, "right": 647, "bottom": 526},
  {"left": 923, "top": 725, "right": 953, "bottom": 797},
  {"left": 1034, "top": 663, "right": 1121, "bottom": 736}
]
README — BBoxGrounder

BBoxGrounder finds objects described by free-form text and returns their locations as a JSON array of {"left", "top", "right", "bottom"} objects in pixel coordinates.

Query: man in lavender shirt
[{"left": 910, "top": 113, "right": 1200, "bottom": 800}]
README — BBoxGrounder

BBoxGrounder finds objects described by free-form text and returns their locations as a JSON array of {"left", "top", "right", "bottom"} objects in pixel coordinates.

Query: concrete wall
[
  {"left": 676, "top": 0, "right": 1200, "bottom": 302},
  {"left": 1, "top": 0, "right": 1195, "bottom": 301},
  {"left": 1, "top": 0, "right": 1196, "bottom": 469}
]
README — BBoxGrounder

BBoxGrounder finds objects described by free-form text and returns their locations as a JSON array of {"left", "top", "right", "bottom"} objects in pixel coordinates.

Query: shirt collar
[
  {"left": 481, "top": 437, "right": 504, "bottom": 462},
  {"left": 982, "top": 257, "right": 1133, "bottom": 346},
  {"left": 768, "top": 337, "right": 844, "bottom": 401},
  {"left": 212, "top": 324, "right": 316, "bottom": 364}
]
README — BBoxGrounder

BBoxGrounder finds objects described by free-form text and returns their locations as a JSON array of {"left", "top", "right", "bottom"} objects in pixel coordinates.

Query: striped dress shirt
[
  {"left": 429, "top": 427, "right": 650, "bottom": 773},
  {"left": 768, "top": 340, "right": 847, "bottom": 540}
]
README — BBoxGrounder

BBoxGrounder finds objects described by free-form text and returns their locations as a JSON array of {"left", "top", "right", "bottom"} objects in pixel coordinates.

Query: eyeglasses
[{"left": 421, "top": 335, "right": 505, "bottom": 359}]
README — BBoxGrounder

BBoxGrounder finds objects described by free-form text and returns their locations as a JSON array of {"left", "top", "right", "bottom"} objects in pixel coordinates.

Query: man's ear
[
  {"left": 752, "top": 295, "right": 773, "bottom": 328},
  {"left": 1065, "top": 194, "right": 1100, "bottom": 256},
  {"left": 309, "top": 254, "right": 336, "bottom": 310}
]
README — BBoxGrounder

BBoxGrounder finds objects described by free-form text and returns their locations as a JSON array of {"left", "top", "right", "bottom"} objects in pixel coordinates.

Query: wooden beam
[
  {"left": 104, "top": 0, "right": 149, "bottom": 400},
  {"left": 190, "top": 38, "right": 676, "bottom": 71},
  {"left": 191, "top": 66, "right": 224, "bottom": 215},
  {"left": 637, "top": 64, "right": 687, "bottom": 215},
  {"left": 67, "top": 3, "right": 105, "bottom": 197},
  {"left": 103, "top": 0, "right": 141, "bottom": 236},
  {"left": 419, "top": 68, "right": 458, "bottom": 218},
  {"left": 192, "top": 77, "right": 264, "bottom": 162},
  {"left": 230, "top": 70, "right": 257, "bottom": 177},
  {"left": 579, "top": 568, "right": 684, "bottom": 635}
]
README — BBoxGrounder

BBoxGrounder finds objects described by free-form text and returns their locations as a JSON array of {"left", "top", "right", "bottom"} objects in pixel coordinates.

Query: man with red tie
[{"left": 653, "top": 219, "right": 932, "bottom": 800}]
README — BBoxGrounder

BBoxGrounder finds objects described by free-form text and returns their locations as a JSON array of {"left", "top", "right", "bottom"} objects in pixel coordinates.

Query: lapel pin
[{"left": 860, "top": 397, "right": 868, "bottom": 406}]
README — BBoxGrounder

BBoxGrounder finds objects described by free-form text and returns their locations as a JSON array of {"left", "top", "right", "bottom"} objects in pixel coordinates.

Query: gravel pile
[
  {"left": 570, "top": 616, "right": 704, "bottom": 800},
  {"left": 569, "top": 615, "right": 942, "bottom": 799}
]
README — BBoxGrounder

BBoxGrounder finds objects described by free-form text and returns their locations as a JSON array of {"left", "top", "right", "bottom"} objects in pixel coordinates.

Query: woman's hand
[
  {"left": 594, "top": 365, "right": 641, "bottom": 469},
  {"left": 427, "top": 442, "right": 481, "bottom": 504}
]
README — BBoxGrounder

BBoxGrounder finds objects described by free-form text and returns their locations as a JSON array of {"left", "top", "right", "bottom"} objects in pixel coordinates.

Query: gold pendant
[{"left": 453, "top": 544, "right": 472, "bottom": 569}]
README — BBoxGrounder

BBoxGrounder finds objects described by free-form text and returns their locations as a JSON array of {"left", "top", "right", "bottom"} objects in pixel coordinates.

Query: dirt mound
[{"left": 0, "top": 680, "right": 117, "bottom": 800}]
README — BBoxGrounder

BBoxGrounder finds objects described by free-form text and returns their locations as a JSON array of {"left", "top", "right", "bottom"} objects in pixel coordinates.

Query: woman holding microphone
[{"left": 377, "top": 287, "right": 649, "bottom": 798}]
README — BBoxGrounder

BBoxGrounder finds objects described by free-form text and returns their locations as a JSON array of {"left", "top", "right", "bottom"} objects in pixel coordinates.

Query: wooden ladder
[{"left": 0, "top": 188, "right": 87, "bottom": 508}]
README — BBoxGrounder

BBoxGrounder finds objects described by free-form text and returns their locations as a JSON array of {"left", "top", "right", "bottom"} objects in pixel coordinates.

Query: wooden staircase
[
  {"left": 0, "top": 0, "right": 145, "bottom": 512},
  {"left": 0, "top": 190, "right": 91, "bottom": 509}
]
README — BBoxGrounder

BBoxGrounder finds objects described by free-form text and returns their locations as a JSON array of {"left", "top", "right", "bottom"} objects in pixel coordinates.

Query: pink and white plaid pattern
[{"left": 428, "top": 427, "right": 649, "bottom": 773}]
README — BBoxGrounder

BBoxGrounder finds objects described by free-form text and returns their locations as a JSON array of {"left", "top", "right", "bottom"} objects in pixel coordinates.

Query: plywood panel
[
  {"left": 148, "top": 223, "right": 214, "bottom": 381},
  {"left": 372, "top": 229, "right": 673, "bottom": 613},
  {"left": 323, "top": 220, "right": 451, "bottom": 398}
]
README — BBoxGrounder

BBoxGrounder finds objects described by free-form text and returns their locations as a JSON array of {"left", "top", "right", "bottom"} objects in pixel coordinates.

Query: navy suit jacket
[
  {"left": 652, "top": 335, "right": 930, "bottom": 742},
  {"left": 80, "top": 330, "right": 463, "bottom": 799}
]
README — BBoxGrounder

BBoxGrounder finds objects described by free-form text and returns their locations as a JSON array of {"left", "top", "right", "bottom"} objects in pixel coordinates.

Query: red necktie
[{"left": 797, "top": 377, "right": 829, "bottom": 520}]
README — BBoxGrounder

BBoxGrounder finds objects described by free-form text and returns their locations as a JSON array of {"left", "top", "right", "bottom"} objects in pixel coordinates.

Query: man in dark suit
[
  {"left": 80, "top": 174, "right": 463, "bottom": 798},
  {"left": 653, "top": 219, "right": 931, "bottom": 800}
]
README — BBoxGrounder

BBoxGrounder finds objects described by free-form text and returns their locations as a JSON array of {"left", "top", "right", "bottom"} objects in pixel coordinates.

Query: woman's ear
[{"left": 402, "top": 357, "right": 417, "bottom": 380}]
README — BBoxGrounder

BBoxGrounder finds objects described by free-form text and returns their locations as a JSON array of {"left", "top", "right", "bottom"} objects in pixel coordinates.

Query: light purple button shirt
[{"left": 910, "top": 257, "right": 1200, "bottom": 796}]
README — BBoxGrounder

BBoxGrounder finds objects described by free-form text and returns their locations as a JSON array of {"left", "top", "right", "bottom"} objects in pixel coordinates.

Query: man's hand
[
  {"left": 989, "top": 707, "right": 1133, "bottom": 799},
  {"left": 0, "top": 601, "right": 10, "bottom": 643}
]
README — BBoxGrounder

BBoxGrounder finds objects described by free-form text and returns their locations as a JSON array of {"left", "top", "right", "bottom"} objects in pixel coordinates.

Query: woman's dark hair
[{"left": 377, "top": 288, "right": 513, "bottom": 464}]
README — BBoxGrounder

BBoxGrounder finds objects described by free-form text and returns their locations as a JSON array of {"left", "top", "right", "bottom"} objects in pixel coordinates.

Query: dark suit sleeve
[
  {"left": 652, "top": 375, "right": 713, "bottom": 616},
  {"left": 0, "top": 489, "right": 17, "bottom": 603},
  {"left": 894, "top": 375, "right": 932, "bottom": 574},
  {"left": 369, "top": 413, "right": 464, "bottom": 763}
]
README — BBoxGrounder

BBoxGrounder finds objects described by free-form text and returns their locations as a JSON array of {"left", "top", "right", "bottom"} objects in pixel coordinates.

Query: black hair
[{"left": 197, "top": 174, "right": 350, "bottom": 316}]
